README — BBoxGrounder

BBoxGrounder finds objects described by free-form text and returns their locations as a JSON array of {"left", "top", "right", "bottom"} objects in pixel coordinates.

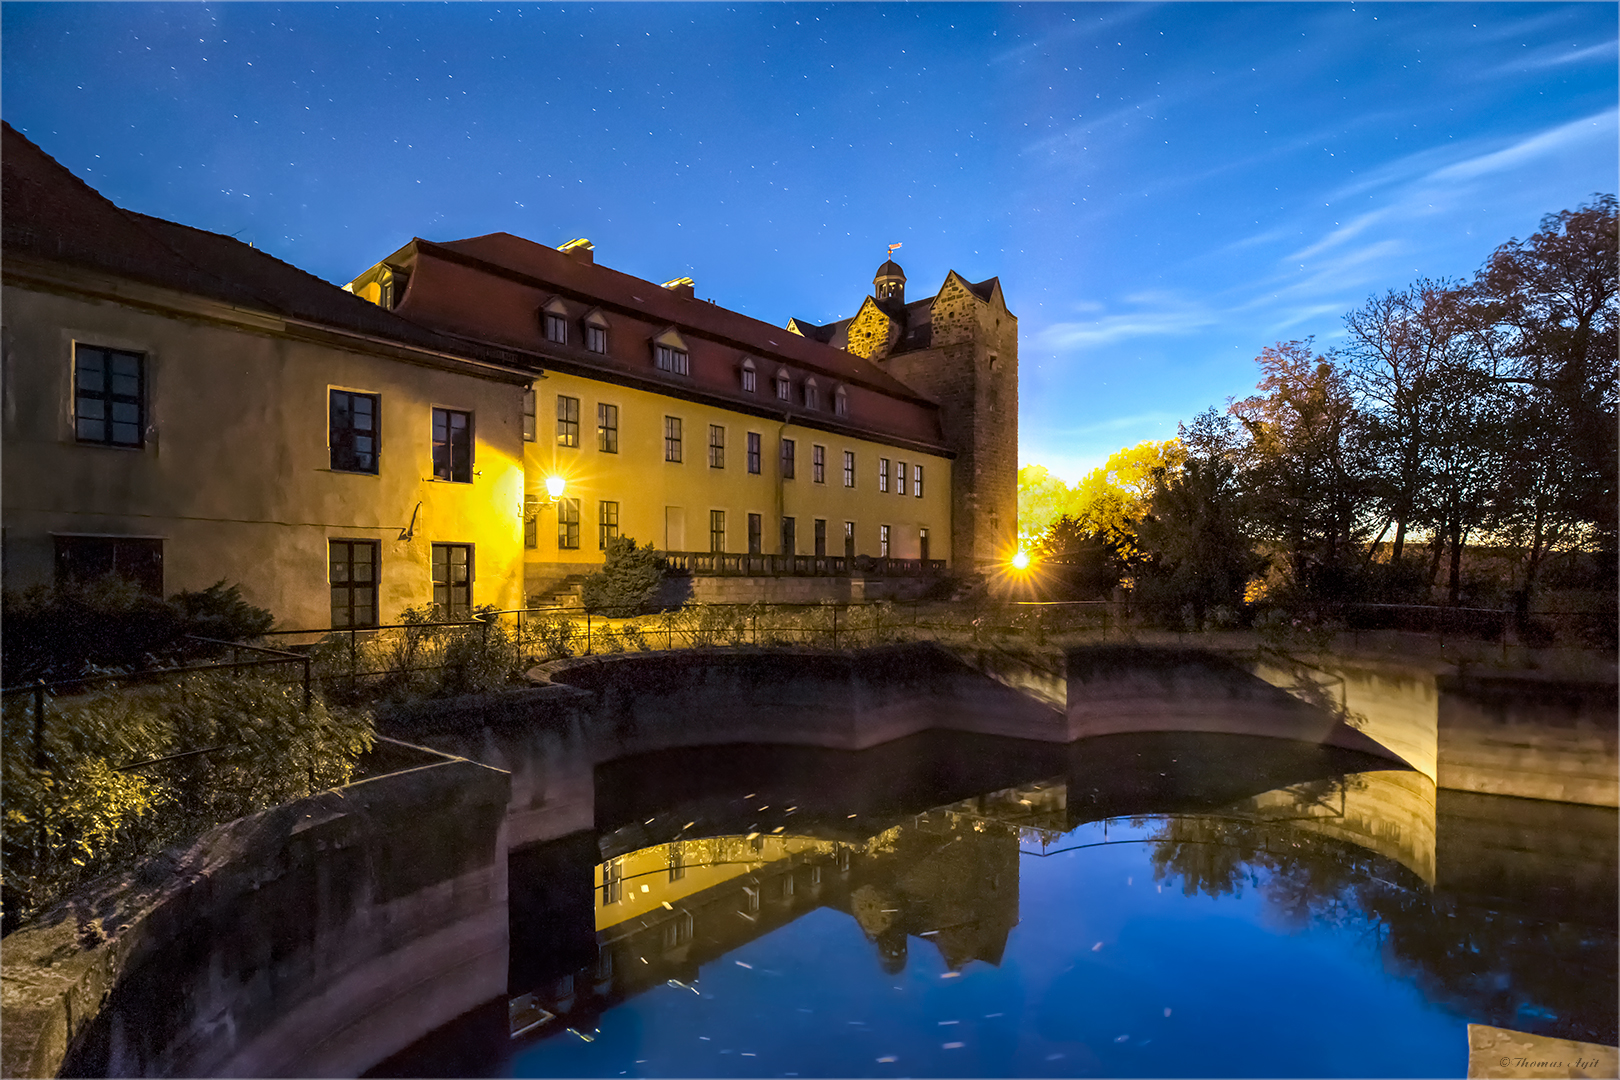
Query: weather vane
[{"left": 887, "top": 242, "right": 902, "bottom": 258}]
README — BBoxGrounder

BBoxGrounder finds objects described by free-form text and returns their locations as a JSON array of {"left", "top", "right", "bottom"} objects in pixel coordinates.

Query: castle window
[
  {"left": 780, "top": 438, "right": 795, "bottom": 479},
  {"left": 709, "top": 424, "right": 725, "bottom": 469},
  {"left": 432, "top": 407, "right": 473, "bottom": 482},
  {"left": 545, "top": 313, "right": 568, "bottom": 345},
  {"left": 748, "top": 513, "right": 762, "bottom": 554},
  {"left": 834, "top": 386, "right": 848, "bottom": 417},
  {"left": 741, "top": 358, "right": 757, "bottom": 393},
  {"left": 879, "top": 525, "right": 891, "bottom": 559},
  {"left": 896, "top": 460, "right": 908, "bottom": 496},
  {"left": 878, "top": 457, "right": 890, "bottom": 493},
  {"left": 556, "top": 395, "right": 580, "bottom": 448},
  {"left": 747, "top": 432, "right": 762, "bottom": 474},
  {"left": 665, "top": 416, "right": 683, "bottom": 462},
  {"left": 843, "top": 450, "right": 855, "bottom": 488},
  {"left": 781, "top": 516, "right": 796, "bottom": 555},
  {"left": 584, "top": 308, "right": 610, "bottom": 354},
  {"left": 557, "top": 498, "right": 581, "bottom": 550},
  {"left": 775, "top": 372, "right": 791, "bottom": 401},
  {"left": 843, "top": 521, "right": 855, "bottom": 559},
  {"left": 914, "top": 464, "right": 924, "bottom": 498},
  {"left": 598, "top": 403, "right": 619, "bottom": 453},
  {"left": 656, "top": 345, "right": 689, "bottom": 375},
  {"left": 522, "top": 388, "right": 536, "bottom": 441},
  {"left": 599, "top": 501, "right": 620, "bottom": 550},
  {"left": 431, "top": 543, "right": 473, "bottom": 617},
  {"left": 330, "top": 389, "right": 379, "bottom": 474},
  {"left": 812, "top": 444, "right": 825, "bottom": 484},
  {"left": 804, "top": 378, "right": 820, "bottom": 410},
  {"left": 525, "top": 495, "right": 538, "bottom": 549},
  {"left": 710, "top": 510, "right": 726, "bottom": 553}
]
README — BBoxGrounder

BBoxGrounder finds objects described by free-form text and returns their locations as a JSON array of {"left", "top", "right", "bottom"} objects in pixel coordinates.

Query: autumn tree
[
  {"left": 1468, "top": 194, "right": 1618, "bottom": 598},
  {"left": 1135, "top": 410, "right": 1262, "bottom": 626},
  {"left": 1069, "top": 439, "right": 1186, "bottom": 561},
  {"left": 1230, "top": 341, "right": 1374, "bottom": 598},
  {"left": 1016, "top": 464, "right": 1076, "bottom": 541}
]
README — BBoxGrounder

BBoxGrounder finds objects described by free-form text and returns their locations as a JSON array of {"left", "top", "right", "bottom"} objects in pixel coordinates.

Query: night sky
[{"left": 5, "top": 3, "right": 1615, "bottom": 480}]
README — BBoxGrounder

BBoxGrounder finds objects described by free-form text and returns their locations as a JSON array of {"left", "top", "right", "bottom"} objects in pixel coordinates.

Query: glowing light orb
[
  {"left": 1010, "top": 550, "right": 1031, "bottom": 570},
  {"left": 545, "top": 475, "right": 567, "bottom": 500}
]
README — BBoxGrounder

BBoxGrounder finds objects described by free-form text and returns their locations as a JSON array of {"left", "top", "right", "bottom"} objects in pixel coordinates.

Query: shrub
[
  {"left": 2, "top": 579, "right": 275, "bottom": 685},
  {"left": 580, "top": 536, "right": 668, "bottom": 617},
  {"left": 2, "top": 670, "right": 372, "bottom": 926}
]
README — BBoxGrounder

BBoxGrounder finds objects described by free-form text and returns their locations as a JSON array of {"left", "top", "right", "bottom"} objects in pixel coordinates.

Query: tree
[
  {"left": 1468, "top": 193, "right": 1618, "bottom": 590},
  {"left": 1069, "top": 439, "right": 1186, "bottom": 561},
  {"left": 1230, "top": 341, "right": 1374, "bottom": 598},
  {"left": 580, "top": 536, "right": 668, "bottom": 617},
  {"left": 1341, "top": 280, "right": 1473, "bottom": 565},
  {"left": 1017, "top": 464, "right": 1076, "bottom": 541},
  {"left": 1031, "top": 514, "right": 1127, "bottom": 599},
  {"left": 1134, "top": 410, "right": 1263, "bottom": 626}
]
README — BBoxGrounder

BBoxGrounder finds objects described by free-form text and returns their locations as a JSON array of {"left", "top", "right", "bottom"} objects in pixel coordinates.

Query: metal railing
[{"left": 661, "top": 551, "right": 948, "bottom": 577}]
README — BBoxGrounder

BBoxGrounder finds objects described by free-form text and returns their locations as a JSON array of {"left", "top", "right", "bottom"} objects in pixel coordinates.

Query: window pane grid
[
  {"left": 557, "top": 498, "right": 581, "bottom": 550},
  {"left": 331, "top": 390, "right": 380, "bottom": 473},
  {"left": 710, "top": 510, "right": 726, "bottom": 553},
  {"left": 330, "top": 540, "right": 379, "bottom": 628},
  {"left": 747, "top": 432, "right": 761, "bottom": 474},
  {"left": 599, "top": 501, "right": 620, "bottom": 550},
  {"left": 656, "top": 345, "right": 689, "bottom": 375},
  {"left": 843, "top": 450, "right": 855, "bottom": 488},
  {"left": 598, "top": 403, "right": 619, "bottom": 453},
  {"left": 664, "top": 416, "right": 682, "bottom": 462},
  {"left": 878, "top": 457, "right": 890, "bottom": 493},
  {"left": 914, "top": 464, "right": 924, "bottom": 498},
  {"left": 812, "top": 444, "right": 825, "bottom": 484},
  {"left": 75, "top": 346, "right": 145, "bottom": 447},
  {"left": 431, "top": 543, "right": 472, "bottom": 617},
  {"left": 780, "top": 438, "right": 795, "bottom": 479},
  {"left": 556, "top": 395, "right": 580, "bottom": 448},
  {"left": 897, "top": 460, "right": 908, "bottom": 496},
  {"left": 585, "top": 325, "right": 607, "bottom": 353},
  {"left": 432, "top": 407, "right": 472, "bottom": 482},
  {"left": 709, "top": 425, "right": 725, "bottom": 469}
]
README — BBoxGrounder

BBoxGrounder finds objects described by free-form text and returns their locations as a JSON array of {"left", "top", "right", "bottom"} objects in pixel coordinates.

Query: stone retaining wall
[{"left": 0, "top": 738, "right": 510, "bottom": 1079}]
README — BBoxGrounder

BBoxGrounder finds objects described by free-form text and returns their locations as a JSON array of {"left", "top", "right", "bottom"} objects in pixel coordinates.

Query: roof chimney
[
  {"left": 558, "top": 238, "right": 594, "bottom": 264},
  {"left": 661, "top": 276, "right": 696, "bottom": 300}
]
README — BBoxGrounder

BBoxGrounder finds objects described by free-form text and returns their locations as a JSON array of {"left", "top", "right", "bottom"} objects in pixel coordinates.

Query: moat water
[{"left": 372, "top": 730, "right": 1618, "bottom": 1079}]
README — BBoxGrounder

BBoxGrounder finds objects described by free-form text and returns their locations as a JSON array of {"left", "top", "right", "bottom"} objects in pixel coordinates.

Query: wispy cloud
[
  {"left": 1428, "top": 109, "right": 1618, "bottom": 183},
  {"left": 1035, "top": 296, "right": 1221, "bottom": 349},
  {"left": 1493, "top": 38, "right": 1620, "bottom": 74}
]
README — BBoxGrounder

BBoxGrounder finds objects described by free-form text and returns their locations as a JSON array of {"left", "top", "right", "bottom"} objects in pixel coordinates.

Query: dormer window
[
  {"left": 583, "top": 308, "right": 610, "bottom": 354},
  {"left": 834, "top": 386, "right": 848, "bottom": 417},
  {"left": 740, "top": 358, "right": 757, "bottom": 393},
  {"left": 775, "top": 371, "right": 791, "bottom": 401},
  {"left": 540, "top": 296, "right": 570, "bottom": 345},
  {"left": 804, "top": 378, "right": 820, "bottom": 411},
  {"left": 652, "top": 327, "right": 690, "bottom": 376}
]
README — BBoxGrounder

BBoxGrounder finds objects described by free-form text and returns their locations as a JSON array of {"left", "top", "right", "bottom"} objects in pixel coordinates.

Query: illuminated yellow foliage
[
  {"left": 1071, "top": 439, "right": 1186, "bottom": 558},
  {"left": 1017, "top": 464, "right": 1080, "bottom": 540}
]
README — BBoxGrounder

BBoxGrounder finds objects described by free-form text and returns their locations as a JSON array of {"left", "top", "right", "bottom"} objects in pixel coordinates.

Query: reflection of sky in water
[{"left": 510, "top": 817, "right": 1466, "bottom": 1078}]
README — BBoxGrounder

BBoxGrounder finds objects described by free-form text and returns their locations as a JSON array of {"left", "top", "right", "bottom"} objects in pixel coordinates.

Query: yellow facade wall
[
  {"left": 1, "top": 280, "right": 527, "bottom": 628},
  {"left": 524, "top": 369, "right": 953, "bottom": 576}
]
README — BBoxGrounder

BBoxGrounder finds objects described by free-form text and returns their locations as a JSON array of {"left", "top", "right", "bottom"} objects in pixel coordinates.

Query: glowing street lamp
[{"left": 544, "top": 475, "right": 567, "bottom": 503}]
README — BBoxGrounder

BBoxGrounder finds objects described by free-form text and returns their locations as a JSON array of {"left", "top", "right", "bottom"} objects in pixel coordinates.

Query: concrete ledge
[
  {"left": 1, "top": 737, "right": 511, "bottom": 1080},
  {"left": 1468, "top": 1024, "right": 1617, "bottom": 1078}
]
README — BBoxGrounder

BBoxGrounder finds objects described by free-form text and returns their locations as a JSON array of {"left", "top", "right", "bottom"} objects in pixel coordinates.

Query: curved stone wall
[{"left": 0, "top": 739, "right": 510, "bottom": 1079}]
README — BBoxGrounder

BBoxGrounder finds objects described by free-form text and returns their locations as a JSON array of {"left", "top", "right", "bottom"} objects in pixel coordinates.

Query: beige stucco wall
[{"left": 1, "top": 281, "right": 527, "bottom": 628}]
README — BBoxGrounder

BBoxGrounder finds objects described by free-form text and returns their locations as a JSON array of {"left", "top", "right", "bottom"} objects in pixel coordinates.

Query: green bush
[
  {"left": 2, "top": 579, "right": 274, "bottom": 685},
  {"left": 2, "top": 670, "right": 372, "bottom": 926},
  {"left": 580, "top": 536, "right": 668, "bottom": 617}
]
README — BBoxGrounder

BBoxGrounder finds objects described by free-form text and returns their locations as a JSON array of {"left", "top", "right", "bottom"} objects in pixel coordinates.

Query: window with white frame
[
  {"left": 843, "top": 450, "right": 855, "bottom": 487},
  {"left": 878, "top": 456, "right": 890, "bottom": 493},
  {"left": 656, "top": 344, "right": 689, "bottom": 375},
  {"left": 879, "top": 525, "right": 891, "bottom": 559},
  {"left": 775, "top": 371, "right": 791, "bottom": 401},
  {"left": 741, "top": 358, "right": 757, "bottom": 393},
  {"left": 583, "top": 309, "right": 610, "bottom": 354},
  {"left": 896, "top": 460, "right": 908, "bottom": 496},
  {"left": 914, "top": 463, "right": 924, "bottom": 498}
]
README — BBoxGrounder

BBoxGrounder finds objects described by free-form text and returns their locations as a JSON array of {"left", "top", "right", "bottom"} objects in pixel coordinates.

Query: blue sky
[{"left": 5, "top": 3, "right": 1615, "bottom": 481}]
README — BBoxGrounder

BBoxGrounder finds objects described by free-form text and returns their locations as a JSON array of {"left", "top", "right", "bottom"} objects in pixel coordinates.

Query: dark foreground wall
[{"left": 0, "top": 739, "right": 510, "bottom": 1080}]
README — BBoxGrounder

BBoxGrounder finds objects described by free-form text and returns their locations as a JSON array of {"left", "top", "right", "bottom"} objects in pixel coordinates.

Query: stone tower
[{"left": 790, "top": 259, "right": 1018, "bottom": 574}]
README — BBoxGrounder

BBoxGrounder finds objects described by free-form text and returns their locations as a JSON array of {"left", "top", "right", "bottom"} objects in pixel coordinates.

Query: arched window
[
  {"left": 740, "top": 357, "right": 757, "bottom": 393},
  {"left": 774, "top": 370, "right": 792, "bottom": 402},
  {"left": 804, "top": 378, "right": 820, "bottom": 411},
  {"left": 833, "top": 386, "right": 848, "bottom": 417}
]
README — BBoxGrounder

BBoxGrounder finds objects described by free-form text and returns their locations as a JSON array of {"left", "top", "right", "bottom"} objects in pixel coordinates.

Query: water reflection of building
[{"left": 514, "top": 783, "right": 1050, "bottom": 1039}]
